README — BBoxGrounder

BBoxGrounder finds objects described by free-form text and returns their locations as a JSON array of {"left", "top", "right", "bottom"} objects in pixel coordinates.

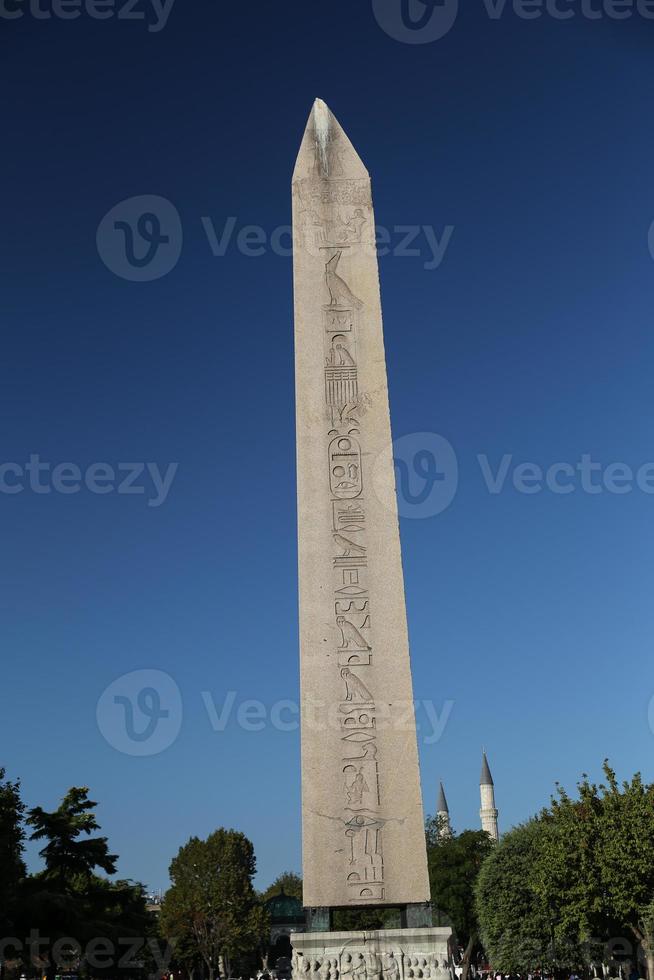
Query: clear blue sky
[{"left": 2, "top": 0, "right": 654, "bottom": 895}]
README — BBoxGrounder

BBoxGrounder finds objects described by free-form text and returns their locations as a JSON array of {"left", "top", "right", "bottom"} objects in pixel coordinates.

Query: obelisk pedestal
[{"left": 291, "top": 99, "right": 451, "bottom": 977}]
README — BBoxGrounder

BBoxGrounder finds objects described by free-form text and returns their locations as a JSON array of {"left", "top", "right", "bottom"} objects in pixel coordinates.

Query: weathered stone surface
[
  {"left": 291, "top": 929, "right": 453, "bottom": 980},
  {"left": 292, "top": 99, "right": 431, "bottom": 909}
]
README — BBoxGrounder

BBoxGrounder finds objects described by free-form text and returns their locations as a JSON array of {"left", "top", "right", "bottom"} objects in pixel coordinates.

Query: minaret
[
  {"left": 479, "top": 751, "right": 499, "bottom": 842},
  {"left": 436, "top": 781, "right": 451, "bottom": 839}
]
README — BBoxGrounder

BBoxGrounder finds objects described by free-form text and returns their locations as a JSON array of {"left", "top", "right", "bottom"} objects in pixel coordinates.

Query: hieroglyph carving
[{"left": 312, "top": 240, "right": 385, "bottom": 902}]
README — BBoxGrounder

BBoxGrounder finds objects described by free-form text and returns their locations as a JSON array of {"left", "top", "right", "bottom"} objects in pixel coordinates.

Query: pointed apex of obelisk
[{"left": 292, "top": 98, "right": 369, "bottom": 182}]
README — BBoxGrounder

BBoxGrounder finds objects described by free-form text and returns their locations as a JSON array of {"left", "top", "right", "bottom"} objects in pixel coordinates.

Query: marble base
[{"left": 291, "top": 928, "right": 453, "bottom": 980}]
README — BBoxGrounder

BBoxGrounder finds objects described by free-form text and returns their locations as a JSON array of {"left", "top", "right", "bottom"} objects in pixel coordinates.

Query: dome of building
[{"left": 265, "top": 889, "right": 305, "bottom": 924}]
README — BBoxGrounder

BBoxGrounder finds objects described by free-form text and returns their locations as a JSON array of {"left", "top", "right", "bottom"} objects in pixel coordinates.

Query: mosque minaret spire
[
  {"left": 436, "top": 781, "right": 451, "bottom": 839},
  {"left": 479, "top": 751, "right": 499, "bottom": 842}
]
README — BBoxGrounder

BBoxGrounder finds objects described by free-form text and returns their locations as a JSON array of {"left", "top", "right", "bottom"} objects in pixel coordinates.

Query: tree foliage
[
  {"left": 0, "top": 767, "right": 26, "bottom": 931},
  {"left": 27, "top": 786, "right": 118, "bottom": 886},
  {"left": 160, "top": 828, "right": 268, "bottom": 979},
  {"left": 475, "top": 820, "right": 567, "bottom": 972},
  {"left": 476, "top": 763, "right": 654, "bottom": 978},
  {"left": 426, "top": 820, "right": 494, "bottom": 979},
  {"left": 426, "top": 823, "right": 493, "bottom": 945},
  {"left": 260, "top": 870, "right": 303, "bottom": 903},
  {"left": 540, "top": 763, "right": 654, "bottom": 978},
  {"left": 0, "top": 773, "right": 153, "bottom": 978}
]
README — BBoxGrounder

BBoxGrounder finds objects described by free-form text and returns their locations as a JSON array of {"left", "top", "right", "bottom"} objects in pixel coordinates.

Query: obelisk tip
[{"left": 293, "top": 99, "right": 368, "bottom": 182}]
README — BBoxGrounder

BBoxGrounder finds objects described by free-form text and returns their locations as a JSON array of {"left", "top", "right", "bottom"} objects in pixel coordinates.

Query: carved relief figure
[
  {"left": 325, "top": 251, "right": 363, "bottom": 309},
  {"left": 352, "top": 954, "right": 367, "bottom": 980},
  {"left": 383, "top": 953, "right": 400, "bottom": 980},
  {"left": 345, "top": 766, "right": 370, "bottom": 805},
  {"left": 340, "top": 955, "right": 353, "bottom": 980},
  {"left": 337, "top": 617, "right": 371, "bottom": 651},
  {"left": 326, "top": 335, "right": 356, "bottom": 367},
  {"left": 299, "top": 209, "right": 324, "bottom": 248},
  {"left": 341, "top": 209, "right": 367, "bottom": 242},
  {"left": 341, "top": 667, "right": 373, "bottom": 702},
  {"left": 302, "top": 208, "right": 368, "bottom": 248},
  {"left": 296, "top": 955, "right": 310, "bottom": 980},
  {"left": 365, "top": 953, "right": 382, "bottom": 980}
]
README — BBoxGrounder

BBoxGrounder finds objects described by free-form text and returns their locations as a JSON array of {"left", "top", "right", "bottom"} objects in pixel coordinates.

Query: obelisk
[{"left": 292, "top": 100, "right": 432, "bottom": 917}]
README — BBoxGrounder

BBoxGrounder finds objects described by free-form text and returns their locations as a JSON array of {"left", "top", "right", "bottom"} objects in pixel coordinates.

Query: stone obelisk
[{"left": 292, "top": 99, "right": 433, "bottom": 919}]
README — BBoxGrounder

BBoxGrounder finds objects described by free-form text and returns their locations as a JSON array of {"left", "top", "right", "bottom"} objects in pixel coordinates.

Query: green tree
[
  {"left": 475, "top": 819, "right": 572, "bottom": 973},
  {"left": 426, "top": 820, "right": 493, "bottom": 980},
  {"left": 27, "top": 786, "right": 117, "bottom": 887},
  {"left": 476, "top": 764, "right": 654, "bottom": 979},
  {"left": 539, "top": 763, "right": 654, "bottom": 980},
  {"left": 0, "top": 767, "right": 26, "bottom": 931},
  {"left": 260, "top": 871, "right": 303, "bottom": 903},
  {"left": 160, "top": 829, "right": 267, "bottom": 979},
  {"left": 20, "top": 786, "right": 151, "bottom": 976}
]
